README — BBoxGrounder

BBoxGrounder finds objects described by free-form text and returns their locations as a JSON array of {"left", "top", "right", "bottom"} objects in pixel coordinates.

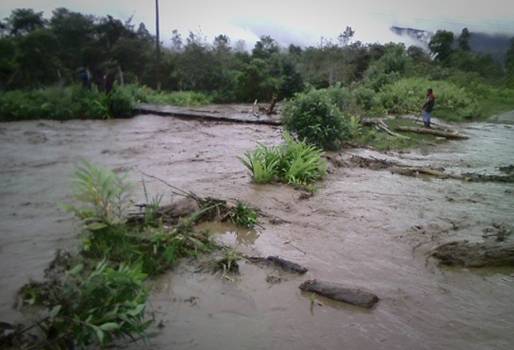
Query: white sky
[{"left": 1, "top": 0, "right": 514, "bottom": 46}]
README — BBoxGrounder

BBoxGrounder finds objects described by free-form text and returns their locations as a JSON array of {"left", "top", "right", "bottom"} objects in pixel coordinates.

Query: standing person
[{"left": 422, "top": 88, "right": 435, "bottom": 128}]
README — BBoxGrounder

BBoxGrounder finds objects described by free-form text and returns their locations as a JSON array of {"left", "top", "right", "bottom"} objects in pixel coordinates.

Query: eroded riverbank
[{"left": 1, "top": 115, "right": 513, "bottom": 349}]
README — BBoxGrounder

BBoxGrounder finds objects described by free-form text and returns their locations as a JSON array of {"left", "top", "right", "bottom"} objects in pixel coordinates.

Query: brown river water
[{"left": 0, "top": 113, "right": 513, "bottom": 349}]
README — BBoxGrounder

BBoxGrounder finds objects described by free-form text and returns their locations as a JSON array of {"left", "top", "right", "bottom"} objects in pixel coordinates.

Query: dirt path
[{"left": 1, "top": 115, "right": 513, "bottom": 349}]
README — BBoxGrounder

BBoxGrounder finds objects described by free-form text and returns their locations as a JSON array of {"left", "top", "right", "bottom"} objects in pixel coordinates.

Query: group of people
[{"left": 77, "top": 65, "right": 118, "bottom": 94}]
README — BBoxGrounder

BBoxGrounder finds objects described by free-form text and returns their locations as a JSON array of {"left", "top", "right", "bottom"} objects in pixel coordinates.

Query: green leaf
[
  {"left": 127, "top": 303, "right": 145, "bottom": 317},
  {"left": 49, "top": 305, "right": 62, "bottom": 318},
  {"left": 87, "top": 222, "right": 108, "bottom": 231},
  {"left": 92, "top": 325, "right": 105, "bottom": 344},
  {"left": 99, "top": 322, "right": 120, "bottom": 331}
]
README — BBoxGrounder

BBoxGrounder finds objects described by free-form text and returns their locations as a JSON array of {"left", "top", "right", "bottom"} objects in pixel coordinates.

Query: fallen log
[
  {"left": 389, "top": 166, "right": 462, "bottom": 180},
  {"left": 246, "top": 256, "right": 308, "bottom": 274},
  {"left": 394, "top": 126, "right": 468, "bottom": 140},
  {"left": 299, "top": 280, "right": 379, "bottom": 308},
  {"left": 431, "top": 240, "right": 514, "bottom": 267},
  {"left": 361, "top": 118, "right": 409, "bottom": 139}
]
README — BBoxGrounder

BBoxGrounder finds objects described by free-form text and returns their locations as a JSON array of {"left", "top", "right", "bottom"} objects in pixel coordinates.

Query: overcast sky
[{"left": 1, "top": 0, "right": 514, "bottom": 47}]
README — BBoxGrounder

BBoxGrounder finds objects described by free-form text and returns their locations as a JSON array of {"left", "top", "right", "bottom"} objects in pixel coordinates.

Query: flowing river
[{"left": 0, "top": 112, "right": 513, "bottom": 349}]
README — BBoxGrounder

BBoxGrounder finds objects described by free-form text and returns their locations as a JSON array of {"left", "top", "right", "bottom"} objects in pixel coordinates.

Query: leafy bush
[
  {"left": 375, "top": 78, "right": 480, "bottom": 121},
  {"left": 20, "top": 261, "right": 150, "bottom": 348},
  {"left": 241, "top": 134, "right": 327, "bottom": 187},
  {"left": 108, "top": 86, "right": 135, "bottom": 117},
  {"left": 283, "top": 89, "right": 351, "bottom": 150},
  {"left": 0, "top": 86, "right": 109, "bottom": 121}
]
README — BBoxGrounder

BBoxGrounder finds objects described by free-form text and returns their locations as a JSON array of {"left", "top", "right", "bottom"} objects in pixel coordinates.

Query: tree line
[{"left": 1, "top": 7, "right": 514, "bottom": 102}]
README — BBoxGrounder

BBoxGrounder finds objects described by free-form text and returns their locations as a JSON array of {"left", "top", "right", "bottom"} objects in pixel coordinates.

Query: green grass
[
  {"left": 120, "top": 84, "right": 212, "bottom": 107},
  {"left": 241, "top": 133, "right": 327, "bottom": 187},
  {"left": 229, "top": 202, "right": 258, "bottom": 229}
]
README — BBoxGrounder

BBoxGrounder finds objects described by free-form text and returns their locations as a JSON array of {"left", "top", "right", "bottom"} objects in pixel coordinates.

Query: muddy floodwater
[{"left": 1, "top": 114, "right": 514, "bottom": 349}]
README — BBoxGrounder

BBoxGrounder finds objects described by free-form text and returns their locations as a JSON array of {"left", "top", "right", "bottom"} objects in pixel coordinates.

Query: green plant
[
  {"left": 240, "top": 144, "right": 281, "bottom": 183},
  {"left": 230, "top": 202, "right": 258, "bottom": 229},
  {"left": 375, "top": 77, "right": 480, "bottom": 121},
  {"left": 279, "top": 134, "right": 327, "bottom": 186},
  {"left": 108, "top": 85, "right": 134, "bottom": 117},
  {"left": 283, "top": 89, "right": 351, "bottom": 150},
  {"left": 212, "top": 248, "right": 242, "bottom": 277},
  {"left": 240, "top": 134, "right": 327, "bottom": 187},
  {"left": 66, "top": 160, "right": 132, "bottom": 227},
  {"left": 20, "top": 261, "right": 150, "bottom": 348}
]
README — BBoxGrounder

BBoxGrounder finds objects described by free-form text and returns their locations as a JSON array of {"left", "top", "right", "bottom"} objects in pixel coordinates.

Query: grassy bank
[{"left": 0, "top": 84, "right": 212, "bottom": 121}]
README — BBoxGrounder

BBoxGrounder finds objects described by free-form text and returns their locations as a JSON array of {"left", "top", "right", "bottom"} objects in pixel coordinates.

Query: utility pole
[{"left": 155, "top": 0, "right": 161, "bottom": 90}]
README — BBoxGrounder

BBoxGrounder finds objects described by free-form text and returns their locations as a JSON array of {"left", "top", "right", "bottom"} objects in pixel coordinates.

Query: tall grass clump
[
  {"left": 241, "top": 134, "right": 327, "bottom": 187},
  {"left": 283, "top": 89, "right": 351, "bottom": 150}
]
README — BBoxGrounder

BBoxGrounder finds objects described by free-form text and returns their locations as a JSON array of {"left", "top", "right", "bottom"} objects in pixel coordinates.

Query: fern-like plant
[{"left": 66, "top": 160, "right": 132, "bottom": 228}]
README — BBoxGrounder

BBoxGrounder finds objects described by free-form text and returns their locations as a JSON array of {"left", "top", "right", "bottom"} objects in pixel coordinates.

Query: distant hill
[{"left": 391, "top": 26, "right": 512, "bottom": 63}]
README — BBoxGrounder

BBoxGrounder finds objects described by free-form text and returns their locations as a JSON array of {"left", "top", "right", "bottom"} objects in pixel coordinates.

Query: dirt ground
[{"left": 0, "top": 114, "right": 513, "bottom": 349}]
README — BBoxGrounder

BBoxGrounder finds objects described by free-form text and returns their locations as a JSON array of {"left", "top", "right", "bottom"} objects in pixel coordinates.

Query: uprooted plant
[
  {"left": 240, "top": 133, "right": 328, "bottom": 188},
  {"left": 7, "top": 161, "right": 260, "bottom": 349}
]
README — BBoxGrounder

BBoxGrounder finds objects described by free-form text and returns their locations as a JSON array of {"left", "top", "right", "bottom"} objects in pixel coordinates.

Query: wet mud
[{"left": 1, "top": 114, "right": 514, "bottom": 349}]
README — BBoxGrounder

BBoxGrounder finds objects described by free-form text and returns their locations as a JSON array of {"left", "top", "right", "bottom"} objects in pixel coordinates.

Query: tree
[
  {"left": 458, "top": 28, "right": 471, "bottom": 51},
  {"left": 170, "top": 29, "right": 183, "bottom": 52},
  {"left": 49, "top": 8, "right": 96, "bottom": 71},
  {"left": 506, "top": 38, "right": 514, "bottom": 86},
  {"left": 429, "top": 30, "right": 454, "bottom": 62},
  {"left": 337, "top": 26, "right": 355, "bottom": 47},
  {"left": 252, "top": 36, "right": 279, "bottom": 59},
  {"left": 5, "top": 8, "right": 46, "bottom": 36}
]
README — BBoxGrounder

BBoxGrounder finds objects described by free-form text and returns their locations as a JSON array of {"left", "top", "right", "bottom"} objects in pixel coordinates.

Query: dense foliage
[
  {"left": 1, "top": 7, "right": 514, "bottom": 122},
  {"left": 283, "top": 89, "right": 352, "bottom": 150}
]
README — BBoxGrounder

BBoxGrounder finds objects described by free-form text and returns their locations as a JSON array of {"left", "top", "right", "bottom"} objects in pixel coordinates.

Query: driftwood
[
  {"left": 431, "top": 240, "right": 514, "bottom": 267},
  {"left": 394, "top": 126, "right": 468, "bottom": 140},
  {"left": 349, "top": 155, "right": 514, "bottom": 183},
  {"left": 135, "top": 103, "right": 281, "bottom": 126},
  {"left": 266, "top": 96, "right": 278, "bottom": 115},
  {"left": 299, "top": 280, "right": 379, "bottom": 308},
  {"left": 246, "top": 256, "right": 308, "bottom": 274},
  {"left": 361, "top": 118, "right": 409, "bottom": 139},
  {"left": 127, "top": 197, "right": 200, "bottom": 225}
]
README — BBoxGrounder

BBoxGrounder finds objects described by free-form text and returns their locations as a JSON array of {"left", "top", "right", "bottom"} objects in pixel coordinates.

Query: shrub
[
  {"left": 240, "top": 134, "right": 327, "bottom": 187},
  {"left": 375, "top": 78, "right": 480, "bottom": 121},
  {"left": 283, "top": 89, "right": 351, "bottom": 150},
  {"left": 108, "top": 86, "right": 135, "bottom": 117},
  {"left": 0, "top": 86, "right": 109, "bottom": 121},
  {"left": 20, "top": 261, "right": 150, "bottom": 348}
]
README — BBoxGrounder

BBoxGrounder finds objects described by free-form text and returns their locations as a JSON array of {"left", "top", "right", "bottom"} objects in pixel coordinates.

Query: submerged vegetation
[
  {"left": 5, "top": 162, "right": 259, "bottom": 348},
  {"left": 241, "top": 134, "right": 327, "bottom": 187}
]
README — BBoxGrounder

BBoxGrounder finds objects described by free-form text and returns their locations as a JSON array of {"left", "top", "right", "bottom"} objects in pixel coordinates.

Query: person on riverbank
[{"left": 422, "top": 88, "right": 435, "bottom": 128}]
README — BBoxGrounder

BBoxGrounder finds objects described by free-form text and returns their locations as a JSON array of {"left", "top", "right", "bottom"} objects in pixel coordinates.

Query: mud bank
[{"left": 1, "top": 114, "right": 514, "bottom": 349}]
